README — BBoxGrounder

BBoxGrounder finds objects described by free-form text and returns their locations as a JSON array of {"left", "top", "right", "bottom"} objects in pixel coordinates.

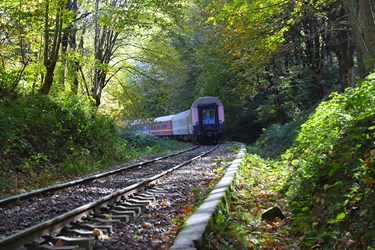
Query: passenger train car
[{"left": 140, "top": 96, "right": 225, "bottom": 143}]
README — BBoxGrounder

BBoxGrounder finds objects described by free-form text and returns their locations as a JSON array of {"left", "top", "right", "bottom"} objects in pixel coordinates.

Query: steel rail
[
  {"left": 0, "top": 145, "right": 199, "bottom": 207},
  {"left": 0, "top": 145, "right": 216, "bottom": 249}
]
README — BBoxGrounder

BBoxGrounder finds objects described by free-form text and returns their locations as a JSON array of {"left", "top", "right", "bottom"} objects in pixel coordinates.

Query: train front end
[{"left": 191, "top": 96, "right": 224, "bottom": 143}]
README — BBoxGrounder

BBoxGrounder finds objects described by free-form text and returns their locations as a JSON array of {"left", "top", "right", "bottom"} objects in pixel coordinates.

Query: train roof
[
  {"left": 154, "top": 114, "right": 174, "bottom": 122},
  {"left": 191, "top": 96, "right": 223, "bottom": 108},
  {"left": 172, "top": 110, "right": 191, "bottom": 120}
]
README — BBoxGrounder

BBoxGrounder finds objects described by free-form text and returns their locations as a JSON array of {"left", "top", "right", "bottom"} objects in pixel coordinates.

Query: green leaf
[
  {"left": 301, "top": 206, "right": 309, "bottom": 212},
  {"left": 336, "top": 212, "right": 345, "bottom": 220}
]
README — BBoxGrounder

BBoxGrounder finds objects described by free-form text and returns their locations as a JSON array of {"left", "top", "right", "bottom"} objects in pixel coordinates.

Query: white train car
[{"left": 172, "top": 110, "right": 193, "bottom": 139}]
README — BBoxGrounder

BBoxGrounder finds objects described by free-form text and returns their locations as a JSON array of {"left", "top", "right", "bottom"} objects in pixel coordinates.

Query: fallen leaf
[
  {"left": 150, "top": 214, "right": 160, "bottom": 219},
  {"left": 183, "top": 205, "right": 193, "bottom": 214},
  {"left": 141, "top": 222, "right": 152, "bottom": 228},
  {"left": 364, "top": 178, "right": 375, "bottom": 187},
  {"left": 315, "top": 197, "right": 321, "bottom": 204},
  {"left": 55, "top": 239, "right": 64, "bottom": 247},
  {"left": 256, "top": 203, "right": 261, "bottom": 211},
  {"left": 264, "top": 232, "right": 271, "bottom": 239},
  {"left": 92, "top": 228, "right": 102, "bottom": 237},
  {"left": 250, "top": 209, "right": 258, "bottom": 216}
]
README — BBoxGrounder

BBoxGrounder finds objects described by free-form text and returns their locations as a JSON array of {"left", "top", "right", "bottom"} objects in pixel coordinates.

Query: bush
[
  {"left": 119, "top": 131, "right": 186, "bottom": 156},
  {"left": 0, "top": 67, "right": 18, "bottom": 100},
  {"left": 281, "top": 73, "right": 375, "bottom": 248},
  {"left": 0, "top": 93, "right": 187, "bottom": 196},
  {"left": 0, "top": 94, "right": 120, "bottom": 194},
  {"left": 247, "top": 118, "right": 306, "bottom": 159}
]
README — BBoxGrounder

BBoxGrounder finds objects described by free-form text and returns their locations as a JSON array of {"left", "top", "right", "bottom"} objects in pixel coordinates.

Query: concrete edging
[{"left": 170, "top": 144, "right": 246, "bottom": 250}]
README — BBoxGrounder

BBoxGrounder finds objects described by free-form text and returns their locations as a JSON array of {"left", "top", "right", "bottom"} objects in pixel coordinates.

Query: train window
[
  {"left": 201, "top": 107, "right": 216, "bottom": 125},
  {"left": 209, "top": 109, "right": 214, "bottom": 119}
]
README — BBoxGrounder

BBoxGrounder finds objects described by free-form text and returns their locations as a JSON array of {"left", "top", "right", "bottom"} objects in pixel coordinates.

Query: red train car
[{"left": 148, "top": 115, "right": 174, "bottom": 136}]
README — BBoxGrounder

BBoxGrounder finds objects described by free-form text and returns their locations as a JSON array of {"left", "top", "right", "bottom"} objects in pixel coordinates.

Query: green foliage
[
  {"left": 208, "top": 73, "right": 375, "bottom": 248},
  {"left": 0, "top": 94, "right": 185, "bottom": 195},
  {"left": 119, "top": 131, "right": 186, "bottom": 156},
  {"left": 247, "top": 118, "right": 306, "bottom": 159},
  {"left": 0, "top": 67, "right": 18, "bottom": 100},
  {"left": 281, "top": 73, "right": 375, "bottom": 248},
  {"left": 206, "top": 0, "right": 288, "bottom": 71},
  {"left": 0, "top": 94, "right": 112, "bottom": 189}
]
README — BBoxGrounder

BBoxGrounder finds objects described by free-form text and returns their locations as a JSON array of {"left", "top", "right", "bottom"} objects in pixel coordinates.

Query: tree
[
  {"left": 346, "top": 0, "right": 375, "bottom": 71},
  {"left": 0, "top": 1, "right": 40, "bottom": 93},
  {"left": 81, "top": 0, "right": 180, "bottom": 108},
  {"left": 40, "top": 0, "right": 66, "bottom": 94}
]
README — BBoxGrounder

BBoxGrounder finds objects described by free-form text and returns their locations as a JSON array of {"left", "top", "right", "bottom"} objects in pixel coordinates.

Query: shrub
[
  {"left": 247, "top": 118, "right": 306, "bottom": 159},
  {"left": 0, "top": 93, "right": 187, "bottom": 196},
  {"left": 282, "top": 73, "right": 375, "bottom": 248},
  {"left": 0, "top": 94, "right": 120, "bottom": 194}
]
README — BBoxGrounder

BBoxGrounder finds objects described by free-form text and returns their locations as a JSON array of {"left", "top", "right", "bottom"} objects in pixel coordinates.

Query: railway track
[
  {"left": 0, "top": 145, "right": 223, "bottom": 249},
  {"left": 0, "top": 145, "right": 199, "bottom": 207}
]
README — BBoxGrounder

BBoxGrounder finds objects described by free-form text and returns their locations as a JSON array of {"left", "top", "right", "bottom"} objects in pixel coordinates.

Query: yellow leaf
[
  {"left": 264, "top": 232, "right": 271, "bottom": 239},
  {"left": 161, "top": 201, "right": 168, "bottom": 206}
]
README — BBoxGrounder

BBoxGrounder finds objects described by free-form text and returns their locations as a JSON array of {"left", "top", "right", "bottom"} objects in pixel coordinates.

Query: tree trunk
[
  {"left": 40, "top": 0, "right": 63, "bottom": 95},
  {"left": 357, "top": 50, "right": 367, "bottom": 79},
  {"left": 337, "top": 7, "right": 354, "bottom": 90},
  {"left": 41, "top": 66, "right": 55, "bottom": 94},
  {"left": 346, "top": 0, "right": 375, "bottom": 71}
]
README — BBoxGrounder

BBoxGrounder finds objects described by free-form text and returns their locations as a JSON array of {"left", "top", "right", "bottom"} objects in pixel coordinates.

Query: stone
[{"left": 261, "top": 206, "right": 285, "bottom": 221}]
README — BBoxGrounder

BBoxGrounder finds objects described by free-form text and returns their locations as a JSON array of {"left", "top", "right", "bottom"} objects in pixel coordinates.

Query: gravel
[
  {"left": 0, "top": 144, "right": 226, "bottom": 239},
  {"left": 99, "top": 143, "right": 237, "bottom": 250}
]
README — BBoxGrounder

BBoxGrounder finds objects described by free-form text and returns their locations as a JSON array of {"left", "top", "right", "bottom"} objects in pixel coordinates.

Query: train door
[
  {"left": 199, "top": 104, "right": 218, "bottom": 130},
  {"left": 202, "top": 108, "right": 215, "bottom": 126}
]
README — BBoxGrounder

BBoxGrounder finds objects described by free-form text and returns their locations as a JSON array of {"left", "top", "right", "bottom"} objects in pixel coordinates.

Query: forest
[{"left": 1, "top": 0, "right": 375, "bottom": 248}]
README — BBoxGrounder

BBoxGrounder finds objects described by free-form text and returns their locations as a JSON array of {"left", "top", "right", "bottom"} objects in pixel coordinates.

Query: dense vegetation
[
  {"left": 209, "top": 74, "right": 375, "bottom": 248},
  {"left": 0, "top": 94, "right": 185, "bottom": 196}
]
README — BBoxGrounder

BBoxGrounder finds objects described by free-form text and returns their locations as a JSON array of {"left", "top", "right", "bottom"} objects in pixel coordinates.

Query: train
[{"left": 133, "top": 96, "right": 225, "bottom": 144}]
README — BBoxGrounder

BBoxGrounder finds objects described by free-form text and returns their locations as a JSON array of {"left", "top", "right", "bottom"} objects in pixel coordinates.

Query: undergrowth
[
  {"left": 0, "top": 94, "right": 185, "bottom": 197},
  {"left": 283, "top": 73, "right": 375, "bottom": 248},
  {"left": 247, "top": 119, "right": 305, "bottom": 159},
  {"left": 208, "top": 73, "right": 375, "bottom": 249},
  {"left": 207, "top": 154, "right": 290, "bottom": 249}
]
